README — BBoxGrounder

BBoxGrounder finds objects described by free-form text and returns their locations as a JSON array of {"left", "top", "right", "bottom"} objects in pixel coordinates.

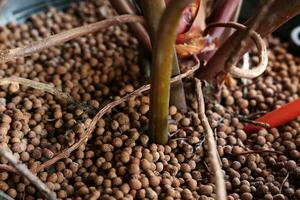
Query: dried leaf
[{"left": 176, "top": 34, "right": 216, "bottom": 58}]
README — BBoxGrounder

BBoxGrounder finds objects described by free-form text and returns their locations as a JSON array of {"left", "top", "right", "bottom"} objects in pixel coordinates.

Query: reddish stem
[
  {"left": 197, "top": 0, "right": 300, "bottom": 81},
  {"left": 201, "top": 0, "right": 241, "bottom": 61},
  {"left": 244, "top": 98, "right": 300, "bottom": 133},
  {"left": 207, "top": 0, "right": 242, "bottom": 40}
]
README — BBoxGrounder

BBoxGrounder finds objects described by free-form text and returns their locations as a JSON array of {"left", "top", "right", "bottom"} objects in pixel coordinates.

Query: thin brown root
[
  {"left": 205, "top": 22, "right": 268, "bottom": 79},
  {"left": 0, "top": 147, "right": 56, "bottom": 200},
  {"left": 202, "top": 161, "right": 213, "bottom": 175},
  {"left": 0, "top": 77, "right": 97, "bottom": 114},
  {"left": 228, "top": 111, "right": 269, "bottom": 128},
  {"left": 0, "top": 15, "right": 143, "bottom": 63},
  {"left": 280, "top": 172, "right": 289, "bottom": 193},
  {"left": 238, "top": 118, "right": 270, "bottom": 129},
  {"left": 245, "top": 111, "right": 268, "bottom": 119},
  {"left": 233, "top": 149, "right": 282, "bottom": 156},
  {"left": 195, "top": 78, "right": 226, "bottom": 200},
  {"left": 0, "top": 164, "right": 18, "bottom": 173},
  {"left": 32, "top": 57, "right": 200, "bottom": 173}
]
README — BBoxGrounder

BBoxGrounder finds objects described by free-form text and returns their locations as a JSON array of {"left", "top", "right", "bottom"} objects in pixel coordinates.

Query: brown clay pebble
[
  {"left": 199, "top": 185, "right": 213, "bottom": 195},
  {"left": 0, "top": 2, "right": 297, "bottom": 200},
  {"left": 129, "top": 179, "right": 142, "bottom": 190}
]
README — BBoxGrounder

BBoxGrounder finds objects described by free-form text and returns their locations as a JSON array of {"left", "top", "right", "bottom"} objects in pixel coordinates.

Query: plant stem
[
  {"left": 207, "top": 0, "right": 242, "bottom": 40},
  {"left": 108, "top": 0, "right": 151, "bottom": 51},
  {"left": 139, "top": 0, "right": 188, "bottom": 112},
  {"left": 138, "top": 0, "right": 165, "bottom": 41},
  {"left": 197, "top": 0, "right": 300, "bottom": 81},
  {"left": 33, "top": 58, "right": 200, "bottom": 173},
  {"left": 202, "top": 0, "right": 242, "bottom": 61},
  {"left": 149, "top": 0, "right": 192, "bottom": 144}
]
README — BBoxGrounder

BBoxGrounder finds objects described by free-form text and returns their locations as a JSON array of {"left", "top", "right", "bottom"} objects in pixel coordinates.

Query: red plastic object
[{"left": 244, "top": 98, "right": 300, "bottom": 133}]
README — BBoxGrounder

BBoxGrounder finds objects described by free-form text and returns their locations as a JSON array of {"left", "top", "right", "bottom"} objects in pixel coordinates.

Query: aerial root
[{"left": 205, "top": 22, "right": 268, "bottom": 79}]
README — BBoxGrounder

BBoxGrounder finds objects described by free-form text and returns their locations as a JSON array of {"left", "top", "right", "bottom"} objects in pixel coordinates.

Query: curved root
[
  {"left": 32, "top": 57, "right": 200, "bottom": 173},
  {"left": 0, "top": 77, "right": 97, "bottom": 114},
  {"left": 0, "top": 15, "right": 143, "bottom": 63},
  {"left": 0, "top": 164, "right": 18, "bottom": 174},
  {"left": 205, "top": 22, "right": 268, "bottom": 79}
]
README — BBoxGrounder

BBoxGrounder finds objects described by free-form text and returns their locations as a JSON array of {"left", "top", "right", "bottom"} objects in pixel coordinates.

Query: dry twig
[
  {"left": 205, "top": 22, "right": 268, "bottom": 79},
  {"left": 195, "top": 78, "right": 226, "bottom": 200},
  {"left": 0, "top": 77, "right": 97, "bottom": 114},
  {"left": 32, "top": 57, "right": 200, "bottom": 173},
  {"left": 0, "top": 14, "right": 143, "bottom": 63},
  {"left": 0, "top": 147, "right": 56, "bottom": 200}
]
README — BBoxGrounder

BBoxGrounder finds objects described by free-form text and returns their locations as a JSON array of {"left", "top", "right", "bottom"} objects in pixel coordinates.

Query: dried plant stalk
[
  {"left": 0, "top": 15, "right": 143, "bottom": 63},
  {"left": 0, "top": 77, "right": 96, "bottom": 113},
  {"left": 0, "top": 147, "right": 56, "bottom": 200},
  {"left": 195, "top": 78, "right": 226, "bottom": 200},
  {"left": 33, "top": 57, "right": 200, "bottom": 173}
]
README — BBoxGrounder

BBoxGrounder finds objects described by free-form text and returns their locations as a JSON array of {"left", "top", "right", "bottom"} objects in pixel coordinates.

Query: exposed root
[
  {"left": 205, "top": 22, "right": 268, "bottom": 79},
  {"left": 32, "top": 57, "right": 200, "bottom": 173},
  {"left": 0, "top": 164, "right": 18, "bottom": 173},
  {"left": 0, "top": 15, "right": 144, "bottom": 63},
  {"left": 0, "top": 147, "right": 56, "bottom": 200},
  {"left": 239, "top": 118, "right": 270, "bottom": 129},
  {"left": 195, "top": 78, "right": 226, "bottom": 200},
  {"left": 0, "top": 77, "right": 97, "bottom": 114},
  {"left": 233, "top": 149, "right": 282, "bottom": 156},
  {"left": 280, "top": 172, "right": 290, "bottom": 193},
  {"left": 228, "top": 111, "right": 270, "bottom": 128},
  {"left": 245, "top": 111, "right": 268, "bottom": 119}
]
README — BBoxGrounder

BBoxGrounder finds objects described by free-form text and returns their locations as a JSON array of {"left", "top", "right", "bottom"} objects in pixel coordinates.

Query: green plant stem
[
  {"left": 149, "top": 0, "right": 192, "bottom": 144},
  {"left": 138, "top": 0, "right": 165, "bottom": 41},
  {"left": 139, "top": 0, "right": 188, "bottom": 112},
  {"left": 197, "top": 0, "right": 300, "bottom": 81}
]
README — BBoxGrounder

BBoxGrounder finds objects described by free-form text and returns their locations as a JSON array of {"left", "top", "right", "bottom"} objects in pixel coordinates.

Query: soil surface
[{"left": 0, "top": 0, "right": 299, "bottom": 200}]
